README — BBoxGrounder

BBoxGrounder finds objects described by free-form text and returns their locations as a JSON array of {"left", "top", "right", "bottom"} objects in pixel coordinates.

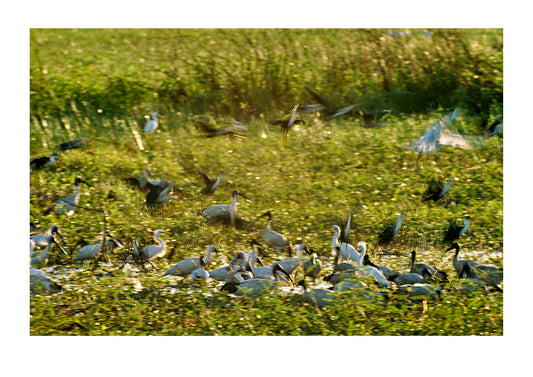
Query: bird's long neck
[
  {"left": 204, "top": 247, "right": 213, "bottom": 264},
  {"left": 155, "top": 234, "right": 166, "bottom": 249},
  {"left": 356, "top": 244, "right": 365, "bottom": 267},
  {"left": 230, "top": 194, "right": 238, "bottom": 226},
  {"left": 332, "top": 227, "right": 341, "bottom": 249},
  {"left": 460, "top": 218, "right": 470, "bottom": 236}
]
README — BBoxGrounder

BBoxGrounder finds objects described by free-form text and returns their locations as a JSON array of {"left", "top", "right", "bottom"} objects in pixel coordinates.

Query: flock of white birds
[{"left": 30, "top": 99, "right": 503, "bottom": 309}]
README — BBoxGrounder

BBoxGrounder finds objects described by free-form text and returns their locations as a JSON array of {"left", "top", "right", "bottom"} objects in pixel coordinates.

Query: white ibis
[
  {"left": 443, "top": 216, "right": 471, "bottom": 243},
  {"left": 30, "top": 225, "right": 68, "bottom": 267},
  {"left": 144, "top": 112, "right": 159, "bottom": 133},
  {"left": 221, "top": 263, "right": 292, "bottom": 298},
  {"left": 198, "top": 190, "right": 249, "bottom": 228},
  {"left": 164, "top": 245, "right": 217, "bottom": 277},
  {"left": 43, "top": 177, "right": 91, "bottom": 216},
  {"left": 230, "top": 239, "right": 265, "bottom": 271},
  {"left": 191, "top": 256, "right": 210, "bottom": 282},
  {"left": 362, "top": 254, "right": 399, "bottom": 280},
  {"left": 258, "top": 211, "right": 293, "bottom": 255},
  {"left": 31, "top": 153, "right": 59, "bottom": 169},
  {"left": 200, "top": 171, "right": 224, "bottom": 195},
  {"left": 30, "top": 267, "right": 62, "bottom": 295}
]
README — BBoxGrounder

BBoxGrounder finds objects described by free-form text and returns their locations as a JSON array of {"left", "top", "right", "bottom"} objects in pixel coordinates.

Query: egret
[
  {"left": 331, "top": 225, "right": 365, "bottom": 266},
  {"left": 55, "top": 137, "right": 90, "bottom": 152},
  {"left": 164, "top": 245, "right": 218, "bottom": 277},
  {"left": 302, "top": 82, "right": 356, "bottom": 120},
  {"left": 31, "top": 153, "right": 59, "bottom": 169},
  {"left": 443, "top": 216, "right": 471, "bottom": 243},
  {"left": 447, "top": 242, "right": 479, "bottom": 276},
  {"left": 377, "top": 213, "right": 404, "bottom": 246},
  {"left": 408, "top": 108, "right": 463, "bottom": 156},
  {"left": 200, "top": 171, "right": 224, "bottom": 196},
  {"left": 43, "top": 177, "right": 91, "bottom": 216},
  {"left": 144, "top": 112, "right": 159, "bottom": 133},
  {"left": 257, "top": 211, "right": 293, "bottom": 255},
  {"left": 269, "top": 104, "right": 304, "bottom": 147},
  {"left": 198, "top": 190, "right": 249, "bottom": 228},
  {"left": 422, "top": 178, "right": 451, "bottom": 202},
  {"left": 128, "top": 229, "right": 168, "bottom": 261},
  {"left": 30, "top": 267, "right": 62, "bottom": 295}
]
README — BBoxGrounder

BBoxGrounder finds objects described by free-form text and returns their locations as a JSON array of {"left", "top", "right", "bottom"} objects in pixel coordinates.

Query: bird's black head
[
  {"left": 446, "top": 242, "right": 460, "bottom": 252},
  {"left": 75, "top": 177, "right": 91, "bottom": 187}
]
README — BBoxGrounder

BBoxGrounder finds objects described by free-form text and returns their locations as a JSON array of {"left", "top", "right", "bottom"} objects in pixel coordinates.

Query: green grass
[{"left": 29, "top": 29, "right": 502, "bottom": 336}]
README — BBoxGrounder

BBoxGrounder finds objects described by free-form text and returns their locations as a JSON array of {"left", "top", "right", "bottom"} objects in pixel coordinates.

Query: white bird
[
  {"left": 362, "top": 254, "right": 399, "bottom": 280},
  {"left": 30, "top": 267, "right": 62, "bottom": 295},
  {"left": 209, "top": 264, "right": 243, "bottom": 283},
  {"left": 222, "top": 263, "right": 292, "bottom": 298},
  {"left": 198, "top": 190, "right": 249, "bottom": 228},
  {"left": 73, "top": 234, "right": 123, "bottom": 261},
  {"left": 298, "top": 280, "right": 338, "bottom": 308},
  {"left": 354, "top": 266, "right": 392, "bottom": 289},
  {"left": 30, "top": 225, "right": 68, "bottom": 267},
  {"left": 31, "top": 153, "right": 59, "bottom": 169},
  {"left": 134, "top": 229, "right": 168, "bottom": 261},
  {"left": 243, "top": 241, "right": 290, "bottom": 282},
  {"left": 258, "top": 211, "right": 292, "bottom": 255},
  {"left": 164, "top": 244, "right": 217, "bottom": 277},
  {"left": 43, "top": 177, "right": 91, "bottom": 216},
  {"left": 469, "top": 263, "right": 503, "bottom": 287},
  {"left": 191, "top": 256, "right": 210, "bottom": 282},
  {"left": 273, "top": 243, "right": 320, "bottom": 282},
  {"left": 230, "top": 239, "right": 264, "bottom": 271},
  {"left": 447, "top": 242, "right": 479, "bottom": 276},
  {"left": 408, "top": 108, "right": 463, "bottom": 155},
  {"left": 144, "top": 112, "right": 159, "bottom": 133},
  {"left": 331, "top": 225, "right": 365, "bottom": 266}
]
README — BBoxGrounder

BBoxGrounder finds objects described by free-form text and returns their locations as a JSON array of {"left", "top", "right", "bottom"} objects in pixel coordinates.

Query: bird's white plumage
[
  {"left": 144, "top": 112, "right": 159, "bottom": 133},
  {"left": 164, "top": 245, "right": 217, "bottom": 277},
  {"left": 331, "top": 225, "right": 365, "bottom": 266}
]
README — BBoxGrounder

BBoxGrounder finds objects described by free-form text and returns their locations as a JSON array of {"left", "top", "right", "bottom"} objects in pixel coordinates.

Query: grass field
[{"left": 29, "top": 28, "right": 503, "bottom": 336}]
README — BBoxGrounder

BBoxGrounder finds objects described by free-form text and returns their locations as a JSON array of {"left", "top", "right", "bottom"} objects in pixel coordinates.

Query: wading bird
[
  {"left": 221, "top": 263, "right": 292, "bottom": 298},
  {"left": 55, "top": 137, "right": 90, "bottom": 152},
  {"left": 73, "top": 233, "right": 124, "bottom": 261},
  {"left": 257, "top": 211, "right": 293, "bottom": 256},
  {"left": 30, "top": 225, "right": 68, "bottom": 267},
  {"left": 395, "top": 283, "right": 441, "bottom": 303},
  {"left": 199, "top": 171, "right": 224, "bottom": 196},
  {"left": 447, "top": 242, "right": 479, "bottom": 276},
  {"left": 194, "top": 119, "right": 247, "bottom": 138},
  {"left": 30, "top": 267, "right": 62, "bottom": 295},
  {"left": 331, "top": 225, "right": 365, "bottom": 266},
  {"left": 43, "top": 177, "right": 91, "bottom": 216},
  {"left": 144, "top": 112, "right": 159, "bottom": 133},
  {"left": 362, "top": 254, "right": 399, "bottom": 280},
  {"left": 191, "top": 255, "right": 210, "bottom": 282},
  {"left": 422, "top": 178, "right": 451, "bottom": 202},
  {"left": 410, "top": 250, "right": 449, "bottom": 283},
  {"left": 298, "top": 280, "right": 338, "bottom": 308},
  {"left": 270, "top": 104, "right": 304, "bottom": 147},
  {"left": 302, "top": 82, "right": 356, "bottom": 120},
  {"left": 198, "top": 190, "right": 250, "bottom": 228},
  {"left": 443, "top": 216, "right": 471, "bottom": 243},
  {"left": 230, "top": 239, "right": 265, "bottom": 271},
  {"left": 145, "top": 179, "right": 176, "bottom": 208},
  {"left": 377, "top": 213, "right": 404, "bottom": 246},
  {"left": 455, "top": 263, "right": 488, "bottom": 294},
  {"left": 128, "top": 229, "right": 168, "bottom": 261},
  {"left": 164, "top": 245, "right": 218, "bottom": 277},
  {"left": 408, "top": 108, "right": 463, "bottom": 156},
  {"left": 31, "top": 153, "right": 59, "bottom": 170}
]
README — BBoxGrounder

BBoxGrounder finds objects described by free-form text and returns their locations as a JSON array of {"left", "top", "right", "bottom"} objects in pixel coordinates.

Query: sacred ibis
[
  {"left": 199, "top": 171, "right": 224, "bottom": 196},
  {"left": 198, "top": 190, "right": 249, "bottom": 228},
  {"left": 31, "top": 153, "right": 59, "bottom": 170},
  {"left": 164, "top": 245, "right": 218, "bottom": 277},
  {"left": 257, "top": 211, "right": 293, "bottom": 255},
  {"left": 43, "top": 177, "right": 91, "bottom": 216},
  {"left": 443, "top": 216, "right": 471, "bottom": 243},
  {"left": 30, "top": 267, "right": 62, "bottom": 295}
]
